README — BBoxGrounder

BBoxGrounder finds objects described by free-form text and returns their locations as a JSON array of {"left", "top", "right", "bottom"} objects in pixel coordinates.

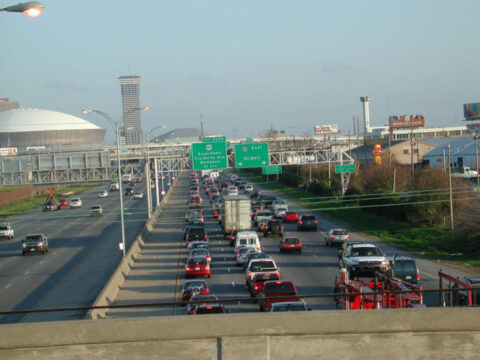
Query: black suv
[
  {"left": 22, "top": 233, "right": 48, "bottom": 255},
  {"left": 124, "top": 187, "right": 134, "bottom": 196},
  {"left": 186, "top": 227, "right": 208, "bottom": 243},
  {"left": 387, "top": 256, "right": 420, "bottom": 285},
  {"left": 42, "top": 201, "right": 59, "bottom": 212},
  {"left": 297, "top": 214, "right": 318, "bottom": 231},
  {"left": 263, "top": 219, "right": 284, "bottom": 237}
]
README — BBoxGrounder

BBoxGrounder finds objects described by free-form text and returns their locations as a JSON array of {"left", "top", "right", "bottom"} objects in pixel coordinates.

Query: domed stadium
[{"left": 0, "top": 108, "right": 105, "bottom": 151}]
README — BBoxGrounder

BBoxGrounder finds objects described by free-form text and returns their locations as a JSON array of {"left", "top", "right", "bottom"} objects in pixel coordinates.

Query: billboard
[
  {"left": 388, "top": 115, "right": 425, "bottom": 129},
  {"left": 314, "top": 124, "right": 339, "bottom": 135},
  {"left": 0, "top": 147, "right": 17, "bottom": 157},
  {"left": 463, "top": 102, "right": 480, "bottom": 120}
]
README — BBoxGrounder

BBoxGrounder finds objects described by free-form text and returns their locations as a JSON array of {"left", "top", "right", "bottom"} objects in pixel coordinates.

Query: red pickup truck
[{"left": 258, "top": 280, "right": 299, "bottom": 311}]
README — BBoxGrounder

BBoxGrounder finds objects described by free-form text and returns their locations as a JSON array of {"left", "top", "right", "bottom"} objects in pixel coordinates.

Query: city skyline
[{"left": 1, "top": 1, "right": 479, "bottom": 144}]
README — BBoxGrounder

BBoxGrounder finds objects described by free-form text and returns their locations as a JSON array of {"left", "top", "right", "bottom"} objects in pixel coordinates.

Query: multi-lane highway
[
  {"left": 104, "top": 171, "right": 474, "bottom": 318},
  {"left": 0, "top": 180, "right": 155, "bottom": 323}
]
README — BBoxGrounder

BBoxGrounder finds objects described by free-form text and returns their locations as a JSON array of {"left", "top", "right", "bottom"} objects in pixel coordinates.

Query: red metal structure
[
  {"left": 334, "top": 270, "right": 424, "bottom": 310},
  {"left": 438, "top": 270, "right": 478, "bottom": 307}
]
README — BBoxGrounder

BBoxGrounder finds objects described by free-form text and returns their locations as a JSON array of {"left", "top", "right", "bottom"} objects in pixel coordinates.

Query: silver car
[
  {"left": 325, "top": 228, "right": 350, "bottom": 247},
  {"left": 235, "top": 246, "right": 257, "bottom": 266}
]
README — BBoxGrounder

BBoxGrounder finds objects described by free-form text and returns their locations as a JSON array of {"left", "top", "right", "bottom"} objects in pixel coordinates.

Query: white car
[
  {"left": 98, "top": 190, "right": 108, "bottom": 198},
  {"left": 69, "top": 198, "right": 82, "bottom": 208},
  {"left": 227, "top": 186, "right": 238, "bottom": 196},
  {"left": 253, "top": 209, "right": 273, "bottom": 226},
  {"left": 339, "top": 243, "right": 390, "bottom": 279},
  {"left": 244, "top": 184, "right": 254, "bottom": 193},
  {"left": 0, "top": 223, "right": 14, "bottom": 239},
  {"left": 133, "top": 192, "right": 144, "bottom": 199},
  {"left": 90, "top": 205, "right": 103, "bottom": 216}
]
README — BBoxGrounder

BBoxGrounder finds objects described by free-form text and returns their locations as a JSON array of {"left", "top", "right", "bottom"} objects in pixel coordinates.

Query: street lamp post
[
  {"left": 144, "top": 125, "right": 166, "bottom": 218},
  {"left": 0, "top": 1, "right": 44, "bottom": 17},
  {"left": 82, "top": 107, "right": 147, "bottom": 256}
]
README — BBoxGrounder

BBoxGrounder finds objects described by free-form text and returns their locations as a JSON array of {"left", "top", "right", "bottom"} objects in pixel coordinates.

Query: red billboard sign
[{"left": 389, "top": 115, "right": 425, "bottom": 129}]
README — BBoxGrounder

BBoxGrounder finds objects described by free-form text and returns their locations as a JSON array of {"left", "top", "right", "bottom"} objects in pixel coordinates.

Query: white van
[
  {"left": 272, "top": 200, "right": 288, "bottom": 211},
  {"left": 234, "top": 231, "right": 261, "bottom": 253}
]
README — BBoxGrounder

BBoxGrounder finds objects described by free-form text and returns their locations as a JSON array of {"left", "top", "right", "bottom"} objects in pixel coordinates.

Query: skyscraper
[{"left": 119, "top": 75, "right": 142, "bottom": 145}]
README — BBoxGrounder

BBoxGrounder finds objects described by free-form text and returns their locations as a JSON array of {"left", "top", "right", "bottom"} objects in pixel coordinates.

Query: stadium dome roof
[{"left": 0, "top": 108, "right": 102, "bottom": 133}]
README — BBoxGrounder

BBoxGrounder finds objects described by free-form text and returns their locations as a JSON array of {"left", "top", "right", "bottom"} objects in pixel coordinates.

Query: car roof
[
  {"left": 26, "top": 233, "right": 44, "bottom": 237},
  {"left": 351, "top": 243, "right": 377, "bottom": 248},
  {"left": 236, "top": 231, "right": 257, "bottom": 236}
]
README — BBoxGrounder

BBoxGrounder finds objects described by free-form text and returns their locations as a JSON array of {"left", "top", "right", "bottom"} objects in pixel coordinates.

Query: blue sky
[{"left": 1, "top": 0, "right": 479, "bottom": 143}]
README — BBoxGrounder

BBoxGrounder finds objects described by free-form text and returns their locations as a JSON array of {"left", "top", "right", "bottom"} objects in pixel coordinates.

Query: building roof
[
  {"left": 0, "top": 108, "right": 102, "bottom": 133},
  {"left": 423, "top": 137, "right": 479, "bottom": 157},
  {"left": 153, "top": 128, "right": 205, "bottom": 142}
]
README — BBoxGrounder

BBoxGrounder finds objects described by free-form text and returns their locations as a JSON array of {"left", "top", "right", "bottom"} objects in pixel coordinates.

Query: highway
[
  {"left": 105, "top": 171, "right": 474, "bottom": 318},
  {"left": 0, "top": 179, "right": 160, "bottom": 323}
]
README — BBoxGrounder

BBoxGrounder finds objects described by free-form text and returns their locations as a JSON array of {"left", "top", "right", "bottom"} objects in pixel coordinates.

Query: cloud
[
  {"left": 44, "top": 80, "right": 90, "bottom": 92},
  {"left": 322, "top": 62, "right": 352, "bottom": 73}
]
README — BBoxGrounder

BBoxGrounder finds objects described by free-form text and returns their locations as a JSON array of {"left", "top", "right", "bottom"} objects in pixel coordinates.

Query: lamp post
[
  {"left": 144, "top": 124, "right": 166, "bottom": 218},
  {"left": 0, "top": 1, "right": 44, "bottom": 17},
  {"left": 82, "top": 107, "right": 148, "bottom": 256}
]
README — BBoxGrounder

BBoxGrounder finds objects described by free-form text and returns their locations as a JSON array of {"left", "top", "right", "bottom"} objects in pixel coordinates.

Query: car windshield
[
  {"left": 189, "top": 229, "right": 205, "bottom": 236},
  {"left": 251, "top": 261, "right": 275, "bottom": 271},
  {"left": 394, "top": 260, "right": 417, "bottom": 274},
  {"left": 25, "top": 235, "right": 42, "bottom": 241},
  {"left": 191, "top": 249, "right": 208, "bottom": 256},
  {"left": 352, "top": 247, "right": 383, "bottom": 257},
  {"left": 333, "top": 230, "right": 348, "bottom": 235},
  {"left": 185, "top": 282, "right": 206, "bottom": 290},
  {"left": 187, "top": 258, "right": 207, "bottom": 265},
  {"left": 0, "top": 226, "right": 8, "bottom": 231},
  {"left": 264, "top": 282, "right": 295, "bottom": 294},
  {"left": 91, "top": 206, "right": 100, "bottom": 210},
  {"left": 196, "top": 306, "right": 224, "bottom": 314}
]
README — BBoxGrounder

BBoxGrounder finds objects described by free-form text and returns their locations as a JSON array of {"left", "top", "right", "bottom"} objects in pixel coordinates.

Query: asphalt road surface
[{"left": 104, "top": 171, "right": 476, "bottom": 318}]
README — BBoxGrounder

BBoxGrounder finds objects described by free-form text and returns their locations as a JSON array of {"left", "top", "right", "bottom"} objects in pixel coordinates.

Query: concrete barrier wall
[
  {"left": 87, "top": 173, "right": 180, "bottom": 320},
  {"left": 1, "top": 308, "right": 479, "bottom": 359}
]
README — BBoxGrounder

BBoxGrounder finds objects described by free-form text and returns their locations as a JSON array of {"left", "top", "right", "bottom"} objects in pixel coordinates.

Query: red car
[
  {"left": 181, "top": 279, "right": 210, "bottom": 301},
  {"left": 185, "top": 256, "right": 211, "bottom": 278},
  {"left": 283, "top": 211, "right": 299, "bottom": 223},
  {"left": 259, "top": 280, "right": 300, "bottom": 311},
  {"left": 250, "top": 272, "right": 281, "bottom": 297},
  {"left": 280, "top": 237, "right": 302, "bottom": 254},
  {"left": 58, "top": 199, "right": 69, "bottom": 208}
]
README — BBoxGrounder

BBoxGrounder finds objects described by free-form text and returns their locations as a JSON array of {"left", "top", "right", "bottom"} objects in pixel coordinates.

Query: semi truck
[{"left": 221, "top": 195, "right": 252, "bottom": 238}]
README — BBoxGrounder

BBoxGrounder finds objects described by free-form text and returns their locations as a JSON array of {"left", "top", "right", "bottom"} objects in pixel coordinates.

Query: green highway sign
[
  {"left": 121, "top": 146, "right": 128, "bottom": 152},
  {"left": 262, "top": 165, "right": 282, "bottom": 175},
  {"left": 192, "top": 142, "right": 227, "bottom": 170},
  {"left": 234, "top": 143, "right": 269, "bottom": 168},
  {"left": 188, "top": 152, "right": 192, "bottom": 159},
  {"left": 202, "top": 136, "right": 226, "bottom": 143},
  {"left": 335, "top": 164, "right": 356, "bottom": 174},
  {"left": 246, "top": 137, "right": 254, "bottom": 143}
]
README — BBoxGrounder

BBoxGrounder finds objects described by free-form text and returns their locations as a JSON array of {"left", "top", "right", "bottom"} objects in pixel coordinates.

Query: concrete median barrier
[
  {"left": 1, "top": 308, "right": 480, "bottom": 359},
  {"left": 87, "top": 172, "right": 181, "bottom": 320}
]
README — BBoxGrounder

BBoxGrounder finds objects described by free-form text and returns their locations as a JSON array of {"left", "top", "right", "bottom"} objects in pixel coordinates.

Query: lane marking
[
  {"left": 24, "top": 271, "right": 29, "bottom": 275},
  {"left": 40, "top": 260, "right": 44, "bottom": 264},
  {"left": 232, "top": 281, "right": 235, "bottom": 287},
  {"left": 228, "top": 268, "right": 230, "bottom": 273},
  {"left": 5, "top": 283, "right": 11, "bottom": 289}
]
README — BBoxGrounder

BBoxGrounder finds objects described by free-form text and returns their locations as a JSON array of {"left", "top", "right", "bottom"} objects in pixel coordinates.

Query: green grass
[
  {"left": 0, "top": 184, "right": 101, "bottom": 219},
  {"left": 235, "top": 170, "right": 480, "bottom": 272}
]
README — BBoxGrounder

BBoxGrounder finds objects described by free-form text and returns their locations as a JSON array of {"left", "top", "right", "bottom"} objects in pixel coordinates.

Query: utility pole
[
  {"left": 448, "top": 145, "right": 454, "bottom": 230},
  {"left": 200, "top": 114, "right": 204, "bottom": 140}
]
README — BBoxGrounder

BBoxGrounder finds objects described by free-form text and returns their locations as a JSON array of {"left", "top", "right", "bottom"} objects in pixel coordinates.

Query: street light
[
  {"left": 81, "top": 107, "right": 148, "bottom": 256},
  {"left": 0, "top": 1, "right": 45, "bottom": 17},
  {"left": 144, "top": 124, "right": 166, "bottom": 218}
]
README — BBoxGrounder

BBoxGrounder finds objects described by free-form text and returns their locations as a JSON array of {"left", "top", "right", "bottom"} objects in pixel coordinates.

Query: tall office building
[{"left": 119, "top": 75, "right": 142, "bottom": 145}]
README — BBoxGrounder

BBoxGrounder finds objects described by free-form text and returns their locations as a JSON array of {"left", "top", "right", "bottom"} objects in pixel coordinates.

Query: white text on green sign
[
  {"left": 262, "top": 166, "right": 282, "bottom": 175},
  {"left": 192, "top": 142, "right": 227, "bottom": 171},
  {"left": 234, "top": 143, "right": 269, "bottom": 168},
  {"left": 203, "top": 136, "right": 226, "bottom": 143},
  {"left": 335, "top": 164, "right": 355, "bottom": 174}
]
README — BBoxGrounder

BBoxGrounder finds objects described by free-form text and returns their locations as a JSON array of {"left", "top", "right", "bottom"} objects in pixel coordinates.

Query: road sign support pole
[{"left": 154, "top": 159, "right": 160, "bottom": 208}]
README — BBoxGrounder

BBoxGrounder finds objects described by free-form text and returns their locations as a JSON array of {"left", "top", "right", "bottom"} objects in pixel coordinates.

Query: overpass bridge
[{"left": 0, "top": 138, "right": 355, "bottom": 186}]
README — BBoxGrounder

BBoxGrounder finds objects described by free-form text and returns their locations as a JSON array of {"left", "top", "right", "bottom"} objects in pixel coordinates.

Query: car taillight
[
  {"left": 204, "top": 236, "right": 208, "bottom": 240},
  {"left": 330, "top": 235, "right": 335, "bottom": 239},
  {"left": 248, "top": 272, "right": 252, "bottom": 278},
  {"left": 237, "top": 254, "right": 241, "bottom": 257},
  {"left": 417, "top": 273, "right": 421, "bottom": 281},
  {"left": 22, "top": 243, "right": 26, "bottom": 248},
  {"left": 254, "top": 284, "right": 260, "bottom": 290},
  {"left": 347, "top": 234, "right": 351, "bottom": 239},
  {"left": 260, "top": 206, "right": 264, "bottom": 210},
  {"left": 185, "top": 266, "right": 191, "bottom": 271},
  {"left": 256, "top": 247, "right": 260, "bottom": 252},
  {"left": 231, "top": 236, "right": 235, "bottom": 240},
  {"left": 275, "top": 270, "right": 280, "bottom": 277},
  {"left": 314, "top": 220, "right": 318, "bottom": 224},
  {"left": 188, "top": 309, "right": 194, "bottom": 314},
  {"left": 38, "top": 243, "right": 43, "bottom": 247},
  {"left": 265, "top": 226, "right": 269, "bottom": 230},
  {"left": 299, "top": 221, "right": 303, "bottom": 224},
  {"left": 201, "top": 289, "right": 209, "bottom": 294}
]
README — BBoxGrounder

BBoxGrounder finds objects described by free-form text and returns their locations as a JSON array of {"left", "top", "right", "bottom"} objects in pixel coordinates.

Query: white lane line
[
  {"left": 40, "top": 260, "right": 44, "bottom": 264},
  {"left": 24, "top": 271, "right": 29, "bottom": 275},
  {"left": 238, "top": 301, "right": 241, "bottom": 305},
  {"left": 313, "top": 254, "right": 317, "bottom": 258},
  {"left": 224, "top": 257, "right": 227, "bottom": 262},
  {"left": 421, "top": 270, "right": 438, "bottom": 279},
  {"left": 228, "top": 268, "right": 231, "bottom": 273},
  {"left": 232, "top": 281, "right": 235, "bottom": 287},
  {"left": 221, "top": 248, "right": 224, "bottom": 252},
  {"left": 5, "top": 283, "right": 11, "bottom": 288}
]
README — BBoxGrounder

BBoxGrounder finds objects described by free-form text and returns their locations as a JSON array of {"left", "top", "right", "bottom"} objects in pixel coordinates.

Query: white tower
[{"left": 360, "top": 96, "right": 371, "bottom": 135}]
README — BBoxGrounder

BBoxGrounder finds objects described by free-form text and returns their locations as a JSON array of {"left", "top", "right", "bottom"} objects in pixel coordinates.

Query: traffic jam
[{"left": 179, "top": 171, "right": 479, "bottom": 314}]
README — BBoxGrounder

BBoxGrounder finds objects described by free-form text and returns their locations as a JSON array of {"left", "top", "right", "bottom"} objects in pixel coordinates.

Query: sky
[{"left": 1, "top": 0, "right": 479, "bottom": 144}]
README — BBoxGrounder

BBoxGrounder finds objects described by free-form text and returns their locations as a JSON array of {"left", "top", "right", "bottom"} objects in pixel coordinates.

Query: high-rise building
[
  {"left": 119, "top": 75, "right": 142, "bottom": 145},
  {"left": 0, "top": 98, "right": 19, "bottom": 112}
]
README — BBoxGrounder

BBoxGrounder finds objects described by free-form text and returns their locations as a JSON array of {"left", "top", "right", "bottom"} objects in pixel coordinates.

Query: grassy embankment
[
  {"left": 0, "top": 184, "right": 101, "bottom": 219},
  {"left": 234, "top": 170, "right": 480, "bottom": 271}
]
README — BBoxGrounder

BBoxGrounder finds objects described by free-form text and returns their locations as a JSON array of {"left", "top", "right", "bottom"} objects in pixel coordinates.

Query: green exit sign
[
  {"left": 335, "top": 164, "right": 355, "bottom": 174},
  {"left": 203, "top": 136, "right": 226, "bottom": 143},
  {"left": 262, "top": 166, "right": 282, "bottom": 175}
]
